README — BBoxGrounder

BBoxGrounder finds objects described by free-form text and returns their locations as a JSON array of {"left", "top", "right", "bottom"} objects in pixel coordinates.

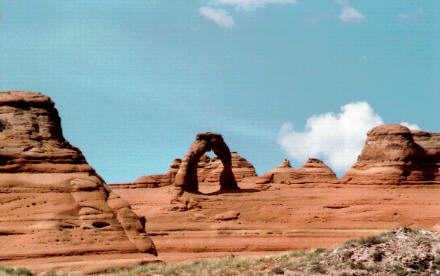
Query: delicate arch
[{"left": 174, "top": 132, "right": 238, "bottom": 192}]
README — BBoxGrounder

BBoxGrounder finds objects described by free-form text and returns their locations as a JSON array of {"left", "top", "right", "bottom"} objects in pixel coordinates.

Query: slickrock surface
[
  {"left": 114, "top": 179, "right": 440, "bottom": 264},
  {"left": 340, "top": 124, "right": 440, "bottom": 184},
  {"left": 0, "top": 91, "right": 157, "bottom": 268},
  {"left": 112, "top": 152, "right": 256, "bottom": 189},
  {"left": 257, "top": 158, "right": 338, "bottom": 184}
]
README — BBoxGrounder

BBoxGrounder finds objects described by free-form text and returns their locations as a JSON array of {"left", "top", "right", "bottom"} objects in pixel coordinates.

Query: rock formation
[
  {"left": 340, "top": 124, "right": 440, "bottom": 184},
  {"left": 174, "top": 132, "right": 239, "bottom": 192},
  {"left": 112, "top": 159, "right": 182, "bottom": 189},
  {"left": 257, "top": 158, "right": 338, "bottom": 184},
  {"left": 0, "top": 91, "right": 157, "bottom": 260},
  {"left": 112, "top": 152, "right": 256, "bottom": 189},
  {"left": 195, "top": 152, "right": 257, "bottom": 185}
]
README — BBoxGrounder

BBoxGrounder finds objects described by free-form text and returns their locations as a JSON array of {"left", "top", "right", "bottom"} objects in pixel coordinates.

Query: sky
[{"left": 0, "top": 0, "right": 439, "bottom": 183}]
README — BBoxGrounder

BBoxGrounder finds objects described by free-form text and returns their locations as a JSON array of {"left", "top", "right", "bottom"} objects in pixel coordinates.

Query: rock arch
[{"left": 174, "top": 132, "right": 238, "bottom": 192}]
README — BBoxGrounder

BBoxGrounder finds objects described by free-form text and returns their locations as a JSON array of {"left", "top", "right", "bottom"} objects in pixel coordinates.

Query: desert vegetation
[{"left": 3, "top": 227, "right": 440, "bottom": 276}]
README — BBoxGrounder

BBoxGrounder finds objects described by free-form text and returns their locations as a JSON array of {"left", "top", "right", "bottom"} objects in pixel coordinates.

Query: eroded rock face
[
  {"left": 196, "top": 152, "right": 257, "bottom": 185},
  {"left": 113, "top": 152, "right": 256, "bottom": 189},
  {"left": 340, "top": 124, "right": 440, "bottom": 184},
  {"left": 257, "top": 158, "right": 338, "bottom": 184},
  {"left": 0, "top": 91, "right": 157, "bottom": 259},
  {"left": 174, "top": 132, "right": 238, "bottom": 192}
]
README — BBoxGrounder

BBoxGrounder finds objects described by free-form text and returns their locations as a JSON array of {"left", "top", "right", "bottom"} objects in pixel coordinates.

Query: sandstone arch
[{"left": 174, "top": 132, "right": 238, "bottom": 192}]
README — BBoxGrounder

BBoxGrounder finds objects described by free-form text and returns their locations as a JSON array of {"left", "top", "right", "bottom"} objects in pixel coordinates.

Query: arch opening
[{"left": 174, "top": 133, "right": 238, "bottom": 193}]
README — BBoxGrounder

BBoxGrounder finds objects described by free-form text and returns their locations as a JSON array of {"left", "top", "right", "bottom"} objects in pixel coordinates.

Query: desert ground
[{"left": 113, "top": 180, "right": 440, "bottom": 264}]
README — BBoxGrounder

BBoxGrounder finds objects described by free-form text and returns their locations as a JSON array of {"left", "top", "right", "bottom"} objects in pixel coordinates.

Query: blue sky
[{"left": 1, "top": 0, "right": 439, "bottom": 183}]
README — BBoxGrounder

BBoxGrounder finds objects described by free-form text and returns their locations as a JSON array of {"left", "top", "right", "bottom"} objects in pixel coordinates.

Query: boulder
[
  {"left": 215, "top": 210, "right": 240, "bottom": 221},
  {"left": 0, "top": 91, "right": 157, "bottom": 260}
]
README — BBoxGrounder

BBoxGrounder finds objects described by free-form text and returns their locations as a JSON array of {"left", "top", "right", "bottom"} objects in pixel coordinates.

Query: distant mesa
[
  {"left": 340, "top": 124, "right": 440, "bottom": 184},
  {"left": 256, "top": 158, "right": 338, "bottom": 184},
  {"left": 0, "top": 91, "right": 157, "bottom": 259}
]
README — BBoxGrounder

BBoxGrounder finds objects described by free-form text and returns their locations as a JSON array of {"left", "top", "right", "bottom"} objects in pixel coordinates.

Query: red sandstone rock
[
  {"left": 0, "top": 91, "right": 157, "bottom": 260},
  {"left": 113, "top": 150, "right": 256, "bottom": 190},
  {"left": 214, "top": 210, "right": 240, "bottom": 221},
  {"left": 111, "top": 159, "right": 182, "bottom": 189},
  {"left": 257, "top": 158, "right": 337, "bottom": 184},
  {"left": 196, "top": 152, "right": 257, "bottom": 185},
  {"left": 174, "top": 132, "right": 238, "bottom": 192},
  {"left": 340, "top": 124, "right": 440, "bottom": 184}
]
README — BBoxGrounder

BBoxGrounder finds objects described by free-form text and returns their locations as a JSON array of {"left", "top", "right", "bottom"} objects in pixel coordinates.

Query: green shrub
[
  {"left": 393, "top": 264, "right": 409, "bottom": 276},
  {"left": 286, "top": 250, "right": 306, "bottom": 258},
  {"left": 313, "top": 248, "right": 327, "bottom": 254},
  {"left": 0, "top": 267, "right": 35, "bottom": 276},
  {"left": 270, "top": 266, "right": 284, "bottom": 274},
  {"left": 343, "top": 239, "right": 357, "bottom": 248},
  {"left": 349, "top": 261, "right": 366, "bottom": 270},
  {"left": 0, "top": 267, "right": 15, "bottom": 274},
  {"left": 309, "top": 264, "right": 327, "bottom": 274},
  {"left": 358, "top": 235, "right": 383, "bottom": 246},
  {"left": 282, "top": 261, "right": 299, "bottom": 271}
]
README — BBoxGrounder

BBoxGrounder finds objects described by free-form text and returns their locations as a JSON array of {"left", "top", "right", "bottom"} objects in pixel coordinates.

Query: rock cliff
[
  {"left": 340, "top": 124, "right": 440, "bottom": 184},
  {"left": 0, "top": 91, "right": 157, "bottom": 260}
]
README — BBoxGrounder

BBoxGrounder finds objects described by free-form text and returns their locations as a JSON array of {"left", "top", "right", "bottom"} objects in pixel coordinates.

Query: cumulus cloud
[
  {"left": 214, "top": 0, "right": 296, "bottom": 11},
  {"left": 278, "top": 102, "right": 420, "bottom": 174},
  {"left": 339, "top": 7, "right": 366, "bottom": 23},
  {"left": 199, "top": 0, "right": 296, "bottom": 28},
  {"left": 333, "top": 0, "right": 366, "bottom": 23},
  {"left": 401, "top": 122, "right": 420, "bottom": 130},
  {"left": 199, "top": 7, "right": 235, "bottom": 28}
]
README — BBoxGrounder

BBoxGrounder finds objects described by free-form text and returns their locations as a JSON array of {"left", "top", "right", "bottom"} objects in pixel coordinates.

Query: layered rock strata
[
  {"left": 194, "top": 152, "right": 257, "bottom": 185},
  {"left": 340, "top": 124, "right": 440, "bottom": 184},
  {"left": 257, "top": 158, "right": 337, "bottom": 184},
  {"left": 0, "top": 91, "right": 157, "bottom": 259}
]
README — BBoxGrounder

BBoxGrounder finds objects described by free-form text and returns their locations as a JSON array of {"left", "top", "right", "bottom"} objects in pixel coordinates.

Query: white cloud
[
  {"left": 401, "top": 122, "right": 420, "bottom": 130},
  {"left": 199, "top": 7, "right": 235, "bottom": 28},
  {"left": 333, "top": 0, "right": 366, "bottom": 23},
  {"left": 214, "top": 0, "right": 296, "bottom": 11},
  {"left": 333, "top": 0, "right": 347, "bottom": 6},
  {"left": 199, "top": 0, "right": 296, "bottom": 28},
  {"left": 339, "top": 7, "right": 366, "bottom": 23},
  {"left": 278, "top": 102, "right": 420, "bottom": 174}
]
